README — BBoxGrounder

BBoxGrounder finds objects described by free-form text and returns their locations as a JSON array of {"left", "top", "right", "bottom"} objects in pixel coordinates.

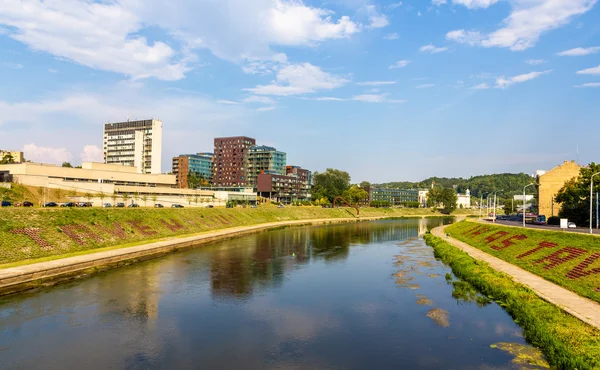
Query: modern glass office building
[
  {"left": 246, "top": 145, "right": 286, "bottom": 187},
  {"left": 172, "top": 153, "right": 213, "bottom": 188},
  {"left": 370, "top": 188, "right": 419, "bottom": 206}
]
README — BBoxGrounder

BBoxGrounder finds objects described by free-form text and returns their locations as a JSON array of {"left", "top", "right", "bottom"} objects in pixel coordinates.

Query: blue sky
[{"left": 0, "top": 0, "right": 599, "bottom": 183}]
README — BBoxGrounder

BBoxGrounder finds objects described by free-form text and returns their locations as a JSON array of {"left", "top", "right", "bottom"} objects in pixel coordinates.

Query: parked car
[
  {"left": 43, "top": 202, "right": 58, "bottom": 207},
  {"left": 103, "top": 203, "right": 112, "bottom": 208},
  {"left": 115, "top": 202, "right": 125, "bottom": 208},
  {"left": 1, "top": 200, "right": 11, "bottom": 207},
  {"left": 205, "top": 204, "right": 214, "bottom": 208},
  {"left": 251, "top": 205, "right": 257, "bottom": 208},
  {"left": 128, "top": 203, "right": 140, "bottom": 208},
  {"left": 22, "top": 201, "right": 34, "bottom": 207},
  {"left": 171, "top": 204, "right": 184, "bottom": 208},
  {"left": 154, "top": 204, "right": 164, "bottom": 208},
  {"left": 568, "top": 222, "right": 577, "bottom": 229},
  {"left": 77, "top": 202, "right": 92, "bottom": 207},
  {"left": 60, "top": 202, "right": 75, "bottom": 207},
  {"left": 277, "top": 204, "right": 285, "bottom": 208}
]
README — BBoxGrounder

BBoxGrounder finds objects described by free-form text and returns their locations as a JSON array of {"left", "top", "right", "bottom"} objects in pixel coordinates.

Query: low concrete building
[
  {"left": 0, "top": 162, "right": 257, "bottom": 207},
  {"left": 370, "top": 188, "right": 419, "bottom": 206},
  {"left": 0, "top": 150, "right": 25, "bottom": 163},
  {"left": 537, "top": 160, "right": 581, "bottom": 217}
]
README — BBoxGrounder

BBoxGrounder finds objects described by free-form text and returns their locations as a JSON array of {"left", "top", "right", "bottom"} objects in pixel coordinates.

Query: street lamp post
[
  {"left": 523, "top": 183, "right": 535, "bottom": 228},
  {"left": 590, "top": 172, "right": 600, "bottom": 234},
  {"left": 492, "top": 190, "right": 502, "bottom": 223}
]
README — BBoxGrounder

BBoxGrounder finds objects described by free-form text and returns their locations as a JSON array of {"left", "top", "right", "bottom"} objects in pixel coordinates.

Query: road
[{"left": 483, "top": 219, "right": 600, "bottom": 235}]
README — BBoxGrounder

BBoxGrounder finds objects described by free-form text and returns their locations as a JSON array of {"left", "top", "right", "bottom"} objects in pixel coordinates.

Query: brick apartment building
[
  {"left": 212, "top": 136, "right": 256, "bottom": 187},
  {"left": 257, "top": 165, "right": 312, "bottom": 203}
]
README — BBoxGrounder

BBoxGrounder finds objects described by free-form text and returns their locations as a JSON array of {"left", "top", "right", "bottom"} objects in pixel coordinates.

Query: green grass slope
[{"left": 446, "top": 221, "right": 600, "bottom": 303}]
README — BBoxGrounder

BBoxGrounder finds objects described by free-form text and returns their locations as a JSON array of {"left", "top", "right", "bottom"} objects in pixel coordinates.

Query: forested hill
[{"left": 376, "top": 173, "right": 534, "bottom": 198}]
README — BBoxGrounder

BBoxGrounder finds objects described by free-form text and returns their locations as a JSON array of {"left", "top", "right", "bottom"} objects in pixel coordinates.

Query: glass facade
[
  {"left": 371, "top": 188, "right": 419, "bottom": 206},
  {"left": 246, "top": 145, "right": 287, "bottom": 187}
]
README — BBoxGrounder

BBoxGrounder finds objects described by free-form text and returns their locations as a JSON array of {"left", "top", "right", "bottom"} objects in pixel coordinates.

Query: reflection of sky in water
[{"left": 0, "top": 218, "right": 545, "bottom": 369}]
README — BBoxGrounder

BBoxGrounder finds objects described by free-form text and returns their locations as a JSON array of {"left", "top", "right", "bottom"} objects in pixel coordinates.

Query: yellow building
[
  {"left": 537, "top": 160, "right": 581, "bottom": 217},
  {"left": 0, "top": 150, "right": 25, "bottom": 163}
]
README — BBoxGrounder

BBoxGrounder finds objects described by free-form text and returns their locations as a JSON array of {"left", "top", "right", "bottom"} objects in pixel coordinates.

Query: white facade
[
  {"left": 103, "top": 119, "right": 163, "bottom": 174},
  {"left": 457, "top": 189, "right": 471, "bottom": 209}
]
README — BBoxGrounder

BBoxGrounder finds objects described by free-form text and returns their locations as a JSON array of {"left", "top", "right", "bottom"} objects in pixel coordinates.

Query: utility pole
[
  {"left": 597, "top": 191, "right": 599, "bottom": 230},
  {"left": 591, "top": 173, "right": 600, "bottom": 234}
]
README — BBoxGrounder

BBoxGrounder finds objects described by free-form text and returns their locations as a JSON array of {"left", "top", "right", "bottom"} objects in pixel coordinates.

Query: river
[{"left": 0, "top": 218, "right": 547, "bottom": 369}]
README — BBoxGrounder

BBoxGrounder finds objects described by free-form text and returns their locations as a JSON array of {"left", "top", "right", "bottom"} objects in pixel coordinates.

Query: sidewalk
[{"left": 431, "top": 224, "right": 600, "bottom": 331}]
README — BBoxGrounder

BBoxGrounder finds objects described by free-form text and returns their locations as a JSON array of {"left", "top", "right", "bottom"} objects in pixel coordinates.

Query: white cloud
[
  {"left": 577, "top": 65, "right": 600, "bottom": 75},
  {"left": 245, "top": 63, "right": 348, "bottom": 96},
  {"left": 80, "top": 145, "right": 102, "bottom": 163},
  {"left": 389, "top": 60, "right": 410, "bottom": 69},
  {"left": 526, "top": 59, "right": 546, "bottom": 65},
  {"left": 257, "top": 106, "right": 275, "bottom": 111},
  {"left": 574, "top": 82, "right": 600, "bottom": 87},
  {"left": 446, "top": 0, "right": 596, "bottom": 51},
  {"left": 388, "top": 2, "right": 403, "bottom": 10},
  {"left": 416, "top": 84, "right": 435, "bottom": 88},
  {"left": 217, "top": 100, "right": 240, "bottom": 105},
  {"left": 495, "top": 70, "right": 552, "bottom": 88},
  {"left": 365, "top": 5, "right": 389, "bottom": 28},
  {"left": 355, "top": 81, "right": 396, "bottom": 86},
  {"left": 23, "top": 143, "right": 72, "bottom": 165},
  {"left": 313, "top": 94, "right": 406, "bottom": 103},
  {"left": 432, "top": 0, "right": 447, "bottom": 5},
  {"left": 420, "top": 44, "right": 448, "bottom": 53},
  {"left": 471, "top": 83, "right": 490, "bottom": 89},
  {"left": 0, "top": 0, "right": 362, "bottom": 79},
  {"left": 452, "top": 0, "right": 500, "bottom": 9},
  {"left": 383, "top": 32, "right": 400, "bottom": 40},
  {"left": 446, "top": 30, "right": 483, "bottom": 46},
  {"left": 557, "top": 46, "right": 600, "bottom": 56},
  {"left": 315, "top": 97, "right": 346, "bottom": 101},
  {"left": 418, "top": 11, "right": 423, "bottom": 16},
  {"left": 0, "top": 0, "right": 190, "bottom": 80},
  {"left": 241, "top": 53, "right": 288, "bottom": 75},
  {"left": 243, "top": 96, "right": 277, "bottom": 104},
  {"left": 48, "top": 68, "right": 57, "bottom": 73}
]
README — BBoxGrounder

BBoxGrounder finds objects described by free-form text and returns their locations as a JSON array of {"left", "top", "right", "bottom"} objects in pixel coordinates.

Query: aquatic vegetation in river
[
  {"left": 490, "top": 342, "right": 550, "bottom": 369},
  {"left": 426, "top": 308, "right": 450, "bottom": 327}
]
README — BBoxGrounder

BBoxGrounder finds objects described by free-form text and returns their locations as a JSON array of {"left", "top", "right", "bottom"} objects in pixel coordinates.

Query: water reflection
[
  {"left": 0, "top": 218, "right": 548, "bottom": 370},
  {"left": 209, "top": 219, "right": 437, "bottom": 300}
]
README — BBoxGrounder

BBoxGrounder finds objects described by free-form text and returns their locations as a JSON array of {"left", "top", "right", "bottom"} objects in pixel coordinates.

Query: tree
[
  {"left": 359, "top": 181, "right": 371, "bottom": 194},
  {"left": 62, "top": 162, "right": 73, "bottom": 168},
  {"left": 151, "top": 194, "right": 158, "bottom": 206},
  {"left": 133, "top": 191, "right": 140, "bottom": 205},
  {"left": 312, "top": 168, "right": 351, "bottom": 202},
  {"left": 141, "top": 194, "right": 148, "bottom": 207},
  {"left": 84, "top": 192, "right": 93, "bottom": 204},
  {"left": 111, "top": 193, "right": 118, "bottom": 205},
  {"left": 187, "top": 172, "right": 208, "bottom": 189},
  {"left": 193, "top": 194, "right": 199, "bottom": 207},
  {"left": 555, "top": 163, "right": 600, "bottom": 225},
  {"left": 122, "top": 193, "right": 131, "bottom": 205},
  {"left": 0, "top": 153, "right": 15, "bottom": 164},
  {"left": 427, "top": 187, "right": 458, "bottom": 214},
  {"left": 54, "top": 188, "right": 63, "bottom": 202},
  {"left": 98, "top": 192, "right": 106, "bottom": 204},
  {"left": 341, "top": 185, "right": 369, "bottom": 205}
]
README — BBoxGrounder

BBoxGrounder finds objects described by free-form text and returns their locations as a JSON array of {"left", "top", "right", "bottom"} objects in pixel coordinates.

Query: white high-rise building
[{"left": 103, "top": 119, "right": 163, "bottom": 174}]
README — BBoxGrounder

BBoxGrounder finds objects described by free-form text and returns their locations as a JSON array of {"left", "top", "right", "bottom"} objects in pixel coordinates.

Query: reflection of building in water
[
  {"left": 419, "top": 218, "right": 428, "bottom": 236},
  {"left": 209, "top": 220, "right": 430, "bottom": 300}
]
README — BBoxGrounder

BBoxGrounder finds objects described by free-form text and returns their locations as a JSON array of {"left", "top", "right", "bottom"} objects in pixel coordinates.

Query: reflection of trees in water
[{"left": 210, "top": 220, "right": 437, "bottom": 301}]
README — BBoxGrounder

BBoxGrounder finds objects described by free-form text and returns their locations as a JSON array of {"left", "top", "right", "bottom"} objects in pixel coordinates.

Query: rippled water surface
[{"left": 0, "top": 218, "right": 547, "bottom": 369}]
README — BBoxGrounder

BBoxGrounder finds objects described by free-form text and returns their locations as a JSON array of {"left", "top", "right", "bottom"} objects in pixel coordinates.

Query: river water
[{"left": 0, "top": 218, "right": 547, "bottom": 369}]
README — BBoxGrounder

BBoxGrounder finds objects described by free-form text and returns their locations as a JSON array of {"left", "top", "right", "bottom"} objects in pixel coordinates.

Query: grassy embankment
[
  {"left": 0, "top": 206, "right": 472, "bottom": 268},
  {"left": 445, "top": 221, "right": 600, "bottom": 304},
  {"left": 425, "top": 233, "right": 600, "bottom": 369}
]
